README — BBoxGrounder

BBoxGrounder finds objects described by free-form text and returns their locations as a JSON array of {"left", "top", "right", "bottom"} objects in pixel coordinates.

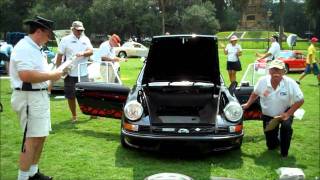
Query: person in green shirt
[{"left": 297, "top": 37, "right": 319, "bottom": 85}]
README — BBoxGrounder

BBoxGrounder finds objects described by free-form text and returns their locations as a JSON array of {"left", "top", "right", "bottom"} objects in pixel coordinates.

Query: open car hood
[{"left": 142, "top": 35, "right": 221, "bottom": 85}]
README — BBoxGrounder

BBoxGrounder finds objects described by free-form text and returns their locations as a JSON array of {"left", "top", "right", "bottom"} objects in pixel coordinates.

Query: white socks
[
  {"left": 17, "top": 170, "right": 29, "bottom": 180},
  {"left": 29, "top": 164, "right": 38, "bottom": 176},
  {"left": 17, "top": 164, "right": 38, "bottom": 180}
]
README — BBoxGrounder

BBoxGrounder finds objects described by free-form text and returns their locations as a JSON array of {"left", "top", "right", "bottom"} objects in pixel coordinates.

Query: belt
[{"left": 14, "top": 88, "right": 48, "bottom": 91}]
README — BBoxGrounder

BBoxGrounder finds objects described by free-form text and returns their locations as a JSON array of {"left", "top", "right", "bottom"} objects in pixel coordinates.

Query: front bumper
[{"left": 121, "top": 129, "right": 243, "bottom": 152}]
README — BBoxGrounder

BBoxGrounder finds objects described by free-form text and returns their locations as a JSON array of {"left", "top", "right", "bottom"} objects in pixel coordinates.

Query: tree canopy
[{"left": 0, "top": 0, "right": 318, "bottom": 41}]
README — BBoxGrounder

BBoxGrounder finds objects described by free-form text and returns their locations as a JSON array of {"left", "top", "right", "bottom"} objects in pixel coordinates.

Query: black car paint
[{"left": 76, "top": 35, "right": 245, "bottom": 152}]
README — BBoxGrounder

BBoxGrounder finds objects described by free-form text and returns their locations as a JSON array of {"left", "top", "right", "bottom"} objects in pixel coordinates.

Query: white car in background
[{"left": 114, "top": 41, "right": 149, "bottom": 58}]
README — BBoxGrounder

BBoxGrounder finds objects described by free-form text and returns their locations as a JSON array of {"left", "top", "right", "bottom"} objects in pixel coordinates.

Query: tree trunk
[{"left": 279, "top": 0, "right": 284, "bottom": 49}]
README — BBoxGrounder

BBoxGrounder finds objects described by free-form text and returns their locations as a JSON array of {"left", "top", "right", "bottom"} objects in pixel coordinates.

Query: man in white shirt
[
  {"left": 242, "top": 60, "right": 304, "bottom": 158},
  {"left": 10, "top": 16, "right": 62, "bottom": 180},
  {"left": 56, "top": 21, "right": 93, "bottom": 123},
  {"left": 256, "top": 34, "right": 281, "bottom": 62}
]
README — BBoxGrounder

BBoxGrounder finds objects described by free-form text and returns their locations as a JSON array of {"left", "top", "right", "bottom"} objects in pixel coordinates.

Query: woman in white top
[{"left": 224, "top": 35, "right": 242, "bottom": 83}]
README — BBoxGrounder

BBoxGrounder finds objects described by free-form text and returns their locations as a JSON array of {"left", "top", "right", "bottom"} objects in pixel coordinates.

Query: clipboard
[{"left": 264, "top": 116, "right": 282, "bottom": 132}]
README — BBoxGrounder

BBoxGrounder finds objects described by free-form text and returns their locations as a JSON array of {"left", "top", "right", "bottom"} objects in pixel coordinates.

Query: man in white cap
[
  {"left": 56, "top": 20, "right": 93, "bottom": 123},
  {"left": 224, "top": 35, "right": 242, "bottom": 83},
  {"left": 242, "top": 60, "right": 304, "bottom": 158}
]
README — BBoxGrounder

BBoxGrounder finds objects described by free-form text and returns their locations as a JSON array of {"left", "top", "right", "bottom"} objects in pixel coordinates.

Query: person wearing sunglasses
[{"left": 56, "top": 20, "right": 93, "bottom": 123}]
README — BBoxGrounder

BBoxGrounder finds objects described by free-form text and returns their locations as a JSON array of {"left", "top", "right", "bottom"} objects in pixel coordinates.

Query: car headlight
[
  {"left": 223, "top": 101, "right": 243, "bottom": 122},
  {"left": 124, "top": 101, "right": 143, "bottom": 121}
]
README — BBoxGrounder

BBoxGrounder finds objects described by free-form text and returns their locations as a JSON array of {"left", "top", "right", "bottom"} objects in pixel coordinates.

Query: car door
[
  {"left": 235, "top": 83, "right": 262, "bottom": 120},
  {"left": 75, "top": 61, "right": 130, "bottom": 119},
  {"left": 234, "top": 63, "right": 266, "bottom": 120}
]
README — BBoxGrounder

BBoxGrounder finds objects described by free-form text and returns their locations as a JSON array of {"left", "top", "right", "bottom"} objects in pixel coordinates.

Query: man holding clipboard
[{"left": 242, "top": 60, "right": 304, "bottom": 158}]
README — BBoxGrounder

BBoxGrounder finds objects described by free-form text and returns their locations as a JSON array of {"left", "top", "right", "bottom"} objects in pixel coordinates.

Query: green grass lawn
[{"left": 1, "top": 49, "right": 319, "bottom": 180}]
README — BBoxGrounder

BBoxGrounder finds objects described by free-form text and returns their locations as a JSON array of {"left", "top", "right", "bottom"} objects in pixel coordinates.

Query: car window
[{"left": 295, "top": 53, "right": 303, "bottom": 59}]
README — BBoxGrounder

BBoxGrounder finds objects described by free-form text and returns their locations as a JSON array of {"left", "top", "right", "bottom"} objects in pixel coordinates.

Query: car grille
[{"left": 137, "top": 125, "right": 230, "bottom": 135}]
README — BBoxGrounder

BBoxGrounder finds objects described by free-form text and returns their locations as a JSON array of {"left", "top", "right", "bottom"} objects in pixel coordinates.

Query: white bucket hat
[
  {"left": 268, "top": 60, "right": 285, "bottom": 69},
  {"left": 71, "top": 21, "right": 85, "bottom": 30}
]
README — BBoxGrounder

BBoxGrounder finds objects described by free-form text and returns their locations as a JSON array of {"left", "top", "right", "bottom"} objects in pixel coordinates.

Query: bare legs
[
  {"left": 297, "top": 72, "right": 307, "bottom": 83},
  {"left": 228, "top": 70, "right": 237, "bottom": 83},
  {"left": 20, "top": 137, "right": 46, "bottom": 171},
  {"left": 297, "top": 72, "right": 320, "bottom": 84},
  {"left": 67, "top": 97, "right": 77, "bottom": 122}
]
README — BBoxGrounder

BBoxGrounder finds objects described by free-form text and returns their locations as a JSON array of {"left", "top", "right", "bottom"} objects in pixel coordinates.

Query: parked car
[
  {"left": 75, "top": 35, "right": 251, "bottom": 153},
  {"left": 114, "top": 41, "right": 149, "bottom": 58},
  {"left": 256, "top": 50, "right": 306, "bottom": 72}
]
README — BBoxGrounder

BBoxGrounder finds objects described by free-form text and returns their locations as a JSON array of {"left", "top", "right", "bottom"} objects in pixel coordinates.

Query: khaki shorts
[{"left": 11, "top": 90, "right": 51, "bottom": 137}]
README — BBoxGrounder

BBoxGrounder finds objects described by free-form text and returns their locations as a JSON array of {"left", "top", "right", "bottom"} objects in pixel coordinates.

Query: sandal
[{"left": 71, "top": 116, "right": 78, "bottom": 123}]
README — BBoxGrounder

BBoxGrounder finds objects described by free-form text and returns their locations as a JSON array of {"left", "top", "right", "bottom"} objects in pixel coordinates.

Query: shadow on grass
[
  {"left": 243, "top": 134, "right": 265, "bottom": 143},
  {"left": 73, "top": 129, "right": 119, "bottom": 142},
  {"left": 51, "top": 118, "right": 120, "bottom": 142},
  {"left": 51, "top": 118, "right": 91, "bottom": 132},
  {"left": 242, "top": 149, "right": 306, "bottom": 170},
  {"left": 115, "top": 145, "right": 243, "bottom": 180},
  {"left": 307, "top": 84, "right": 319, "bottom": 87}
]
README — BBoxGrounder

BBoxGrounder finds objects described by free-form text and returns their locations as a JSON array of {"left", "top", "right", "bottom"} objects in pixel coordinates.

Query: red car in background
[{"left": 256, "top": 50, "right": 306, "bottom": 73}]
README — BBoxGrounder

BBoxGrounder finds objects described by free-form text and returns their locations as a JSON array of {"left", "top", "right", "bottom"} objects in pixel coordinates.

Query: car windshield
[
  {"left": 122, "top": 43, "right": 132, "bottom": 47},
  {"left": 240, "top": 63, "right": 268, "bottom": 86},
  {"left": 278, "top": 51, "right": 293, "bottom": 58}
]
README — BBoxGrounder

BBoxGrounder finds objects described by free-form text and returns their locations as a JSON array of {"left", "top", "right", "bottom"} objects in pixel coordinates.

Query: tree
[
  {"left": 305, "top": 0, "right": 320, "bottom": 38},
  {"left": 0, "top": 0, "right": 34, "bottom": 35},
  {"left": 181, "top": 1, "right": 220, "bottom": 34},
  {"left": 279, "top": 0, "right": 284, "bottom": 49},
  {"left": 268, "top": 0, "right": 312, "bottom": 38}
]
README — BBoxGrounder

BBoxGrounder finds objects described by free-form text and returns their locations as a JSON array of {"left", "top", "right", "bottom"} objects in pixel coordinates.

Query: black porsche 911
[{"left": 75, "top": 35, "right": 259, "bottom": 152}]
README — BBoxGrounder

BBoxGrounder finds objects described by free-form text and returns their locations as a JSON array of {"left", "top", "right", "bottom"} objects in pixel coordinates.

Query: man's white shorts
[{"left": 11, "top": 90, "right": 51, "bottom": 137}]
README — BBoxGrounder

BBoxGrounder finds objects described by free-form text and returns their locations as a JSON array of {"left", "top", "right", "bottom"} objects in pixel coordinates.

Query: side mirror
[{"left": 228, "top": 81, "right": 238, "bottom": 95}]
